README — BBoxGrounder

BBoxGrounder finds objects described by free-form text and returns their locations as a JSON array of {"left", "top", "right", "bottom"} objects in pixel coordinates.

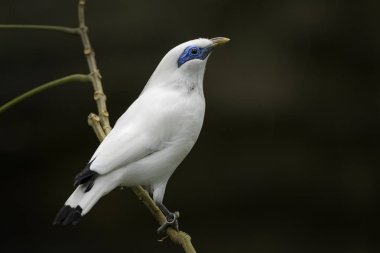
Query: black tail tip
[{"left": 53, "top": 205, "right": 83, "bottom": 226}]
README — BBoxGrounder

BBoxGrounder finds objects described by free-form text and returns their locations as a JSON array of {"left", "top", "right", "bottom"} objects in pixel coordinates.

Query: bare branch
[
  {"left": 0, "top": 24, "right": 79, "bottom": 35},
  {"left": 0, "top": 74, "right": 91, "bottom": 114},
  {"left": 87, "top": 113, "right": 106, "bottom": 141},
  {"left": 132, "top": 186, "right": 197, "bottom": 253},
  {"left": 77, "top": 0, "right": 111, "bottom": 134}
]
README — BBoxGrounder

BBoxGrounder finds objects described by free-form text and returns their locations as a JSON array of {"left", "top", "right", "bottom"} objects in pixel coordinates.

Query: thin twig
[
  {"left": 77, "top": 1, "right": 196, "bottom": 252},
  {"left": 132, "top": 186, "right": 196, "bottom": 253},
  {"left": 87, "top": 113, "right": 106, "bottom": 141},
  {"left": 77, "top": 0, "right": 111, "bottom": 134},
  {"left": 0, "top": 24, "right": 79, "bottom": 35},
  {"left": 0, "top": 74, "right": 91, "bottom": 114}
]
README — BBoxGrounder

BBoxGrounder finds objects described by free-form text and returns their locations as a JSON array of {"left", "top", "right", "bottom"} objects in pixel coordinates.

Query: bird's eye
[{"left": 190, "top": 48, "right": 199, "bottom": 55}]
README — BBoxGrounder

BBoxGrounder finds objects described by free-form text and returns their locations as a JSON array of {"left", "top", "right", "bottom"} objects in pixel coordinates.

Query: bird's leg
[{"left": 156, "top": 202, "right": 179, "bottom": 234}]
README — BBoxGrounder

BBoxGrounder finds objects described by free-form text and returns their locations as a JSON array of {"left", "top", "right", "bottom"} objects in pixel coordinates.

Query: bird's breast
[{"left": 140, "top": 87, "right": 205, "bottom": 147}]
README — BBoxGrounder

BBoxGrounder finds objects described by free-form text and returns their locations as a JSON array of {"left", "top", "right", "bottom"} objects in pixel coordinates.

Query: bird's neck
[
  {"left": 144, "top": 68, "right": 205, "bottom": 97},
  {"left": 170, "top": 69, "right": 205, "bottom": 96}
]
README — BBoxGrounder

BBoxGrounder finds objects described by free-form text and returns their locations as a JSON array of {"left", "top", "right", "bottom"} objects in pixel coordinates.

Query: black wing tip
[
  {"left": 74, "top": 161, "right": 99, "bottom": 189},
  {"left": 53, "top": 205, "right": 83, "bottom": 226},
  {"left": 84, "top": 180, "right": 95, "bottom": 193}
]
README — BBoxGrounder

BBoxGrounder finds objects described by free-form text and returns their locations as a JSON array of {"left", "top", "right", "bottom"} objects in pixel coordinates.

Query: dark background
[{"left": 0, "top": 0, "right": 378, "bottom": 252}]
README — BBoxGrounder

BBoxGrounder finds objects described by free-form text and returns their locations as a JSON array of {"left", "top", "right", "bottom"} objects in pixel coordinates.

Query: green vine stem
[
  {"left": 0, "top": 74, "right": 91, "bottom": 114},
  {"left": 0, "top": 25, "right": 79, "bottom": 35}
]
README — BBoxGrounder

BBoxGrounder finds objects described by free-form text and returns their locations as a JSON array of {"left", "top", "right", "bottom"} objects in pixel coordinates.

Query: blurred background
[{"left": 0, "top": 0, "right": 378, "bottom": 252}]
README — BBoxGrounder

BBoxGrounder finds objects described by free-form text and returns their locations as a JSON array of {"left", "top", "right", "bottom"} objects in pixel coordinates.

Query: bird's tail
[
  {"left": 53, "top": 175, "right": 118, "bottom": 226},
  {"left": 53, "top": 186, "right": 85, "bottom": 225}
]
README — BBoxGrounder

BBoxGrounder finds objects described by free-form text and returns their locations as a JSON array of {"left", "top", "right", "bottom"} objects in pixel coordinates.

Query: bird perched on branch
[{"left": 53, "top": 37, "right": 230, "bottom": 233}]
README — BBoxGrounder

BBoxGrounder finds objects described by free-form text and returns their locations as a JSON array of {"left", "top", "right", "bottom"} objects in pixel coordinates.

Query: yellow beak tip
[{"left": 210, "top": 37, "right": 230, "bottom": 47}]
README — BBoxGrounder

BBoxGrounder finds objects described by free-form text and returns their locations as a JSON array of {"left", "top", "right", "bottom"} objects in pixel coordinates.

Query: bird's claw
[{"left": 157, "top": 211, "right": 180, "bottom": 235}]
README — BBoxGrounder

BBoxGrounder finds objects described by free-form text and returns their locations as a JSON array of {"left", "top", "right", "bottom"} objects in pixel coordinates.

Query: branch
[
  {"left": 0, "top": 24, "right": 79, "bottom": 35},
  {"left": 132, "top": 186, "right": 196, "bottom": 253},
  {"left": 77, "top": 1, "right": 196, "bottom": 252},
  {"left": 77, "top": 0, "right": 111, "bottom": 134},
  {"left": 0, "top": 74, "right": 91, "bottom": 114},
  {"left": 87, "top": 113, "right": 106, "bottom": 141}
]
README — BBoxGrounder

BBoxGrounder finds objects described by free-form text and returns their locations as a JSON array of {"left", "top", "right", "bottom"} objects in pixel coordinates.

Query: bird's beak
[{"left": 210, "top": 37, "right": 230, "bottom": 48}]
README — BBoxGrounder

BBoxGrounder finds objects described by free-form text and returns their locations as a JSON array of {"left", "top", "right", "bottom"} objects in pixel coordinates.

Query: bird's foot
[{"left": 157, "top": 211, "right": 180, "bottom": 235}]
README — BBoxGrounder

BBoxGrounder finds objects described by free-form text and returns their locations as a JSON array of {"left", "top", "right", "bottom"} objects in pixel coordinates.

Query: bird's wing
[
  {"left": 87, "top": 86, "right": 184, "bottom": 175},
  {"left": 88, "top": 113, "right": 160, "bottom": 175}
]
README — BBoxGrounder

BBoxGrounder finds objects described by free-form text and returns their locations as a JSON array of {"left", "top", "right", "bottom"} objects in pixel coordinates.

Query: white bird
[{"left": 53, "top": 37, "right": 230, "bottom": 233}]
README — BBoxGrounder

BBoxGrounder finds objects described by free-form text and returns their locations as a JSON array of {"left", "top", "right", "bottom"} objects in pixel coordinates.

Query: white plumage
[{"left": 54, "top": 37, "right": 229, "bottom": 230}]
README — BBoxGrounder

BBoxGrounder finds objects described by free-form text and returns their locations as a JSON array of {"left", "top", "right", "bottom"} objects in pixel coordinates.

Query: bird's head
[
  {"left": 176, "top": 37, "right": 230, "bottom": 70},
  {"left": 145, "top": 37, "right": 230, "bottom": 91}
]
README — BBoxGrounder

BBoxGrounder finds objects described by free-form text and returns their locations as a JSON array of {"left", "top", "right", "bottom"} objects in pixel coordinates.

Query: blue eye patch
[{"left": 177, "top": 45, "right": 212, "bottom": 67}]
